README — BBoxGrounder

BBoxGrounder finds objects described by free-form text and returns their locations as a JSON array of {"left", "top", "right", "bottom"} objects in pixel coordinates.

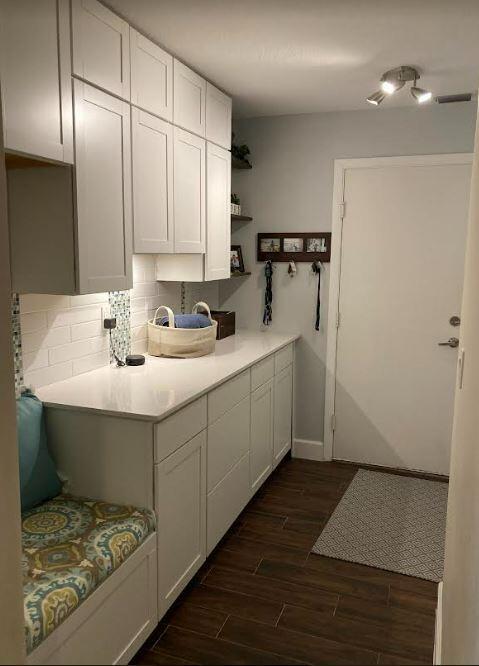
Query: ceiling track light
[
  {"left": 366, "top": 91, "right": 386, "bottom": 106},
  {"left": 366, "top": 66, "right": 432, "bottom": 107}
]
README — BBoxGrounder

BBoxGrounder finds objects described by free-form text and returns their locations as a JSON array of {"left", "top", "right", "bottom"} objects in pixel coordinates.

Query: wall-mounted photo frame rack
[{"left": 257, "top": 232, "right": 332, "bottom": 262}]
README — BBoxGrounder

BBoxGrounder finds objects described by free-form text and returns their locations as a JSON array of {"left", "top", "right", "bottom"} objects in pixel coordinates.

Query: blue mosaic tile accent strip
[
  {"left": 12, "top": 293, "right": 23, "bottom": 397},
  {"left": 108, "top": 291, "right": 130, "bottom": 363}
]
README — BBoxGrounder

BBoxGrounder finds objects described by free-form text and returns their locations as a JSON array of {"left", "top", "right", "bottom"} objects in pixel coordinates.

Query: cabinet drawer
[
  {"left": 154, "top": 397, "right": 207, "bottom": 463},
  {"left": 207, "top": 395, "right": 250, "bottom": 492},
  {"left": 207, "top": 452, "right": 250, "bottom": 554},
  {"left": 251, "top": 355, "right": 275, "bottom": 391},
  {"left": 275, "top": 343, "right": 294, "bottom": 374},
  {"left": 208, "top": 369, "right": 250, "bottom": 424}
]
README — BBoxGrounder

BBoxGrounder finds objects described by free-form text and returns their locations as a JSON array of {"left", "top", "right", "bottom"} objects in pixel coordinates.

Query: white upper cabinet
[
  {"left": 206, "top": 83, "right": 232, "bottom": 150},
  {"left": 132, "top": 108, "right": 173, "bottom": 254},
  {"left": 72, "top": 0, "right": 130, "bottom": 101},
  {"left": 205, "top": 143, "right": 231, "bottom": 280},
  {"left": 130, "top": 28, "right": 173, "bottom": 121},
  {"left": 74, "top": 79, "right": 133, "bottom": 293},
  {"left": 173, "top": 60, "right": 206, "bottom": 137},
  {"left": 173, "top": 128, "right": 206, "bottom": 253},
  {"left": 0, "top": 0, "right": 73, "bottom": 163}
]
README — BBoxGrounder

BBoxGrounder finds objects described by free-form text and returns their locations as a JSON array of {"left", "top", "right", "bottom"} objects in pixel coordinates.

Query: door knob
[{"left": 438, "top": 337, "right": 459, "bottom": 348}]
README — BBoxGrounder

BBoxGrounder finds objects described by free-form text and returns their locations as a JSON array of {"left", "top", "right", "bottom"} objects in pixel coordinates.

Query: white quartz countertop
[{"left": 37, "top": 330, "right": 299, "bottom": 422}]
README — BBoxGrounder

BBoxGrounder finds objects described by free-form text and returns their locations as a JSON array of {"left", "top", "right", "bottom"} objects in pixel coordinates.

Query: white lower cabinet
[
  {"left": 154, "top": 346, "right": 294, "bottom": 618},
  {"left": 250, "top": 378, "right": 274, "bottom": 494},
  {"left": 273, "top": 363, "right": 293, "bottom": 468},
  {"left": 156, "top": 430, "right": 206, "bottom": 617}
]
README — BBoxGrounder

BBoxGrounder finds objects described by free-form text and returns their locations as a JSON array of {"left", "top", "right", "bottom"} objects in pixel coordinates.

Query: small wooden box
[{"left": 211, "top": 310, "right": 235, "bottom": 340}]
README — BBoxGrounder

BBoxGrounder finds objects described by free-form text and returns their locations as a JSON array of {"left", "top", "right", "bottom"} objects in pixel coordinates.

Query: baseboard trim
[
  {"left": 434, "top": 581, "right": 443, "bottom": 665},
  {"left": 292, "top": 439, "right": 324, "bottom": 461}
]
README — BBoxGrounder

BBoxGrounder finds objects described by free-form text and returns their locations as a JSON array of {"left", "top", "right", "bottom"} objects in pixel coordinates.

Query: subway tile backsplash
[{"left": 12, "top": 254, "right": 220, "bottom": 391}]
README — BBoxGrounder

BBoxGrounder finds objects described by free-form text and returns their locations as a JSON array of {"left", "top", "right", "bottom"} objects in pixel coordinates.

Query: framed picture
[
  {"left": 283, "top": 238, "right": 304, "bottom": 252},
  {"left": 230, "top": 245, "right": 245, "bottom": 273},
  {"left": 260, "top": 237, "right": 281, "bottom": 253},
  {"left": 306, "top": 237, "right": 327, "bottom": 253},
  {"left": 257, "top": 232, "right": 331, "bottom": 262}
]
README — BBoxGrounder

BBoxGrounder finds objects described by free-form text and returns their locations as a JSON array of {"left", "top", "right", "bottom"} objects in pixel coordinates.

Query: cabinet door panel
[
  {"left": 250, "top": 378, "right": 274, "bottom": 494},
  {"left": 0, "top": 0, "right": 73, "bottom": 163},
  {"left": 130, "top": 28, "right": 173, "bottom": 121},
  {"left": 173, "top": 128, "right": 206, "bottom": 253},
  {"left": 206, "top": 83, "right": 232, "bottom": 150},
  {"left": 156, "top": 430, "right": 206, "bottom": 616},
  {"left": 72, "top": 0, "right": 130, "bottom": 100},
  {"left": 205, "top": 143, "right": 231, "bottom": 280},
  {"left": 207, "top": 396, "right": 250, "bottom": 493},
  {"left": 173, "top": 60, "right": 206, "bottom": 137},
  {"left": 207, "top": 452, "right": 250, "bottom": 555},
  {"left": 132, "top": 108, "right": 173, "bottom": 253},
  {"left": 74, "top": 80, "right": 132, "bottom": 293},
  {"left": 274, "top": 364, "right": 293, "bottom": 468}
]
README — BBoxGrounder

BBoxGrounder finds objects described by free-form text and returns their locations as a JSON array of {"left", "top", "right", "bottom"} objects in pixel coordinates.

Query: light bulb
[{"left": 411, "top": 86, "right": 432, "bottom": 104}]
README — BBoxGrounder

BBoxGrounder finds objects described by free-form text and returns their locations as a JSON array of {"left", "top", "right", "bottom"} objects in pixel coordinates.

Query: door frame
[{"left": 324, "top": 153, "right": 473, "bottom": 462}]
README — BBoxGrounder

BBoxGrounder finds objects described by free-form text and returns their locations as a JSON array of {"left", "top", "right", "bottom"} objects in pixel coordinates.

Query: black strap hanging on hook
[
  {"left": 263, "top": 260, "right": 273, "bottom": 325},
  {"left": 312, "top": 261, "right": 321, "bottom": 331}
]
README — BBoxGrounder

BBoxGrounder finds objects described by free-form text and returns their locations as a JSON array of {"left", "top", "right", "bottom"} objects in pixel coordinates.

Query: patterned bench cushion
[{"left": 22, "top": 495, "right": 155, "bottom": 654}]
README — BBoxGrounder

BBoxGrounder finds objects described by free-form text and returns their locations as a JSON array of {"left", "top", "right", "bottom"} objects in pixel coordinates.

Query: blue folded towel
[{"left": 157, "top": 313, "right": 212, "bottom": 329}]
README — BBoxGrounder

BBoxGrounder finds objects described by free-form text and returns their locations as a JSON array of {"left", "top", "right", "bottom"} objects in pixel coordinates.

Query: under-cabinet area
[
  {"left": 39, "top": 334, "right": 296, "bottom": 642},
  {"left": 1, "top": 0, "right": 233, "bottom": 293}
]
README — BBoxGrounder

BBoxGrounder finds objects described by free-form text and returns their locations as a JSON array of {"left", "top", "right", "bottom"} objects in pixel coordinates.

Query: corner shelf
[
  {"left": 232, "top": 157, "right": 252, "bottom": 170},
  {"left": 231, "top": 214, "right": 253, "bottom": 222},
  {"left": 230, "top": 271, "right": 251, "bottom": 278}
]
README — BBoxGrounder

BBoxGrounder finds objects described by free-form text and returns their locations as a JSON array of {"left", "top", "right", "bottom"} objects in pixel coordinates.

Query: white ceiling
[{"left": 106, "top": 0, "right": 479, "bottom": 118}]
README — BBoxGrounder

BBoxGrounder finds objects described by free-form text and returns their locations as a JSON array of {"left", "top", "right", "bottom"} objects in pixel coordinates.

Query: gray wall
[{"left": 220, "top": 102, "right": 477, "bottom": 445}]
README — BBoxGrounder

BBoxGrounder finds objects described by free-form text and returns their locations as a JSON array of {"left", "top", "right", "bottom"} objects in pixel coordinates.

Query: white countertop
[{"left": 37, "top": 330, "right": 299, "bottom": 422}]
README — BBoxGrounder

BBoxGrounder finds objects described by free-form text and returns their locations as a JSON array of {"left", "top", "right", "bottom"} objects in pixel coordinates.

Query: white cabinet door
[
  {"left": 173, "top": 60, "right": 206, "bottom": 137},
  {"left": 273, "top": 364, "right": 293, "bottom": 468},
  {"left": 156, "top": 430, "right": 206, "bottom": 616},
  {"left": 173, "top": 127, "right": 206, "bottom": 253},
  {"left": 74, "top": 80, "right": 133, "bottom": 293},
  {"left": 206, "top": 83, "right": 232, "bottom": 150},
  {"left": 72, "top": 0, "right": 130, "bottom": 100},
  {"left": 0, "top": 0, "right": 73, "bottom": 163},
  {"left": 130, "top": 28, "right": 173, "bottom": 121},
  {"left": 132, "top": 108, "right": 173, "bottom": 254},
  {"left": 250, "top": 378, "right": 274, "bottom": 494},
  {"left": 205, "top": 143, "right": 231, "bottom": 280}
]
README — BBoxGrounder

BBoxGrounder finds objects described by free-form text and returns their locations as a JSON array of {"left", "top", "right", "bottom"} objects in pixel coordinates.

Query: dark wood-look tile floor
[{"left": 132, "top": 458, "right": 439, "bottom": 665}]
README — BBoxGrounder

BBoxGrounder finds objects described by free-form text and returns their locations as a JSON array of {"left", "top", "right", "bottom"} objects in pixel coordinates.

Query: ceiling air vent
[{"left": 436, "top": 93, "right": 473, "bottom": 104}]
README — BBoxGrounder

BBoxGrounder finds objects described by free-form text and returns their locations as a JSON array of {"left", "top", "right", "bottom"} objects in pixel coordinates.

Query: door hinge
[
  {"left": 336, "top": 311, "right": 341, "bottom": 329},
  {"left": 331, "top": 414, "right": 336, "bottom": 431},
  {"left": 338, "top": 202, "right": 345, "bottom": 219}
]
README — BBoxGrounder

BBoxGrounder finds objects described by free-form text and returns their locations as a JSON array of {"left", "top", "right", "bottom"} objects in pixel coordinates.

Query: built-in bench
[{"left": 23, "top": 495, "right": 157, "bottom": 665}]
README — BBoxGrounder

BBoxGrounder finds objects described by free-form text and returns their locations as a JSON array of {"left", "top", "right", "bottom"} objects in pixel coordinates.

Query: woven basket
[{"left": 148, "top": 302, "right": 217, "bottom": 358}]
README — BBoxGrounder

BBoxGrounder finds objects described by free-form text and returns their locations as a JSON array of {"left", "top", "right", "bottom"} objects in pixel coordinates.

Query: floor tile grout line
[
  {"left": 215, "top": 613, "right": 230, "bottom": 639},
  {"left": 156, "top": 621, "right": 315, "bottom": 666},
  {"left": 275, "top": 603, "right": 286, "bottom": 627}
]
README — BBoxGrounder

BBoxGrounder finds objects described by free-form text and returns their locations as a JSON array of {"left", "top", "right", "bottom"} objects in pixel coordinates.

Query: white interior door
[{"left": 332, "top": 156, "right": 471, "bottom": 475}]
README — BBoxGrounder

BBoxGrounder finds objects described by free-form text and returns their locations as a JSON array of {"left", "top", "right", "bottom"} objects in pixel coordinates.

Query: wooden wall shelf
[{"left": 231, "top": 214, "right": 253, "bottom": 222}]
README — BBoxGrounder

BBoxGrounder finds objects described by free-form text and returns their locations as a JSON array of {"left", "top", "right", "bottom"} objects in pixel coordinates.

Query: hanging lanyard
[
  {"left": 312, "top": 261, "right": 321, "bottom": 331},
  {"left": 263, "top": 260, "right": 273, "bottom": 325}
]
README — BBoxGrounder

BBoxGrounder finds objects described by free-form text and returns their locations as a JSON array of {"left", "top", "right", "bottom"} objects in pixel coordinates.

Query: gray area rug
[{"left": 312, "top": 469, "right": 449, "bottom": 581}]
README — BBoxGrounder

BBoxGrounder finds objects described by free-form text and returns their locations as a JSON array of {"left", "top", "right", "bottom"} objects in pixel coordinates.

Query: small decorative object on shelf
[
  {"left": 231, "top": 132, "right": 252, "bottom": 169},
  {"left": 231, "top": 193, "right": 241, "bottom": 216},
  {"left": 230, "top": 244, "right": 245, "bottom": 275}
]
